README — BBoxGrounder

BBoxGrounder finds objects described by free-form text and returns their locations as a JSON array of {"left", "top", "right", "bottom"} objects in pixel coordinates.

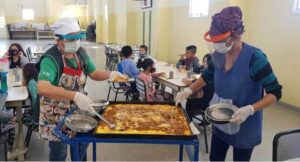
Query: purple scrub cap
[{"left": 209, "top": 6, "right": 245, "bottom": 37}]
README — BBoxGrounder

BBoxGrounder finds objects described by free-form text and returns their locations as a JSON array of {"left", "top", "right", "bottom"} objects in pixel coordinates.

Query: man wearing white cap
[{"left": 36, "top": 17, "right": 122, "bottom": 161}]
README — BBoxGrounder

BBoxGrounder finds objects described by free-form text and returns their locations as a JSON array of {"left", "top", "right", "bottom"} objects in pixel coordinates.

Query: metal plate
[
  {"left": 65, "top": 114, "right": 98, "bottom": 133},
  {"left": 205, "top": 103, "right": 238, "bottom": 124},
  {"left": 91, "top": 99, "right": 109, "bottom": 113}
]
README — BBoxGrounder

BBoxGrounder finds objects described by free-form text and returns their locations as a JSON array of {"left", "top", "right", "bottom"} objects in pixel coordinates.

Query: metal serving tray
[
  {"left": 93, "top": 102, "right": 195, "bottom": 140},
  {"left": 65, "top": 114, "right": 98, "bottom": 133},
  {"left": 205, "top": 103, "right": 238, "bottom": 124}
]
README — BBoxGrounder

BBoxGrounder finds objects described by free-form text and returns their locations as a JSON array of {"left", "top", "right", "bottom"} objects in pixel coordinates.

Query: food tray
[{"left": 93, "top": 102, "right": 195, "bottom": 140}]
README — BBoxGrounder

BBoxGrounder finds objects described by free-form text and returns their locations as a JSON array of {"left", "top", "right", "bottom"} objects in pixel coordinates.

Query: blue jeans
[
  {"left": 210, "top": 134, "right": 254, "bottom": 161},
  {"left": 49, "top": 141, "right": 88, "bottom": 161}
]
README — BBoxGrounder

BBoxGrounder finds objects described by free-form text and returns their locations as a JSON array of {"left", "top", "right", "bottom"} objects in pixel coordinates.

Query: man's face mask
[{"left": 64, "top": 40, "right": 81, "bottom": 53}]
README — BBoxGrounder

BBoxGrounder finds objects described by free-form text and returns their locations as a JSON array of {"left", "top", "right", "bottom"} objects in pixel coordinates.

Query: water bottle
[{"left": 0, "top": 72, "right": 8, "bottom": 94}]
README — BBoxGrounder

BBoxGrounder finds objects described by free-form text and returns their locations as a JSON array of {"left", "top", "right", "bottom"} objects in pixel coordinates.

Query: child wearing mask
[
  {"left": 137, "top": 58, "right": 170, "bottom": 101},
  {"left": 134, "top": 45, "right": 156, "bottom": 64},
  {"left": 4, "top": 43, "right": 29, "bottom": 69}
]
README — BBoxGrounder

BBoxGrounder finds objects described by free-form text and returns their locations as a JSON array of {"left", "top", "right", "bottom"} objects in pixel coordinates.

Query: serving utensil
[{"left": 91, "top": 109, "right": 117, "bottom": 130}]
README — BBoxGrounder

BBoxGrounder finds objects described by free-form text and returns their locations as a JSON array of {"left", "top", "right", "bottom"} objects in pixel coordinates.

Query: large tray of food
[{"left": 94, "top": 102, "right": 194, "bottom": 140}]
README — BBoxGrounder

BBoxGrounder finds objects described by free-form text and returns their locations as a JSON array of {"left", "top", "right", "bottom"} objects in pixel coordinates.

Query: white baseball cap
[{"left": 50, "top": 17, "right": 80, "bottom": 35}]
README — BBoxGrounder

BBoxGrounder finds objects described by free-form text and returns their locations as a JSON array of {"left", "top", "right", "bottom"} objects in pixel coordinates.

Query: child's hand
[{"left": 157, "top": 72, "right": 166, "bottom": 77}]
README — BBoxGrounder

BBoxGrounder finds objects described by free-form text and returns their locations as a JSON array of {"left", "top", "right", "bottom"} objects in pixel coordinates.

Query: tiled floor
[{"left": 1, "top": 39, "right": 300, "bottom": 161}]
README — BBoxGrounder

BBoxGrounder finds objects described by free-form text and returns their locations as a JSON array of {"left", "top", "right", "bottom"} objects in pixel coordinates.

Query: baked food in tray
[{"left": 95, "top": 104, "right": 192, "bottom": 136}]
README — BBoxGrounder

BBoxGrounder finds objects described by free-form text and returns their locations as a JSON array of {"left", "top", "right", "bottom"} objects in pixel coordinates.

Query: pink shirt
[{"left": 138, "top": 72, "right": 155, "bottom": 101}]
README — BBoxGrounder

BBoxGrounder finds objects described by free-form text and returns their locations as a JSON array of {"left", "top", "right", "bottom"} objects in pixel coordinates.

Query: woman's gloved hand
[
  {"left": 109, "top": 71, "right": 122, "bottom": 80},
  {"left": 175, "top": 88, "right": 193, "bottom": 104},
  {"left": 74, "top": 92, "right": 94, "bottom": 114},
  {"left": 230, "top": 105, "right": 254, "bottom": 125}
]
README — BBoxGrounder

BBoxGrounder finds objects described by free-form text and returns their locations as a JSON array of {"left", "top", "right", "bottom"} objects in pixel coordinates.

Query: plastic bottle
[{"left": 0, "top": 72, "right": 8, "bottom": 94}]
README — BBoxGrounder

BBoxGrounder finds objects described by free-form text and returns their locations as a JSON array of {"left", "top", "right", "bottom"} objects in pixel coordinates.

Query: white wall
[
  {"left": 0, "top": 0, "right": 7, "bottom": 38},
  {"left": 5, "top": 0, "right": 47, "bottom": 22}
]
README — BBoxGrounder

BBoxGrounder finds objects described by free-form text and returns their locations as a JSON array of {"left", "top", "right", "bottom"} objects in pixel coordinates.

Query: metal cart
[{"left": 53, "top": 104, "right": 200, "bottom": 161}]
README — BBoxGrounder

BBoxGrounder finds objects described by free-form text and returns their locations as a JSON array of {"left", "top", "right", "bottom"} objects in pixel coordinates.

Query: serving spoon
[{"left": 91, "top": 109, "right": 116, "bottom": 130}]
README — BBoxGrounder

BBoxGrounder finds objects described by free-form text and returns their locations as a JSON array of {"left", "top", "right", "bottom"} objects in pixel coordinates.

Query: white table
[
  {"left": 154, "top": 62, "right": 188, "bottom": 93},
  {"left": 5, "top": 69, "right": 28, "bottom": 160}
]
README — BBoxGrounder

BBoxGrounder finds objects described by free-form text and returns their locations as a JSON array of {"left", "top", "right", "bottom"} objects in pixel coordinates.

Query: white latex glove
[
  {"left": 74, "top": 92, "right": 94, "bottom": 113},
  {"left": 175, "top": 88, "right": 193, "bottom": 105},
  {"left": 109, "top": 71, "right": 122, "bottom": 80},
  {"left": 230, "top": 105, "right": 254, "bottom": 125}
]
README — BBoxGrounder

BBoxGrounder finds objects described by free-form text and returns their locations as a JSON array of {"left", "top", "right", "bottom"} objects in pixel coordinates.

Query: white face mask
[
  {"left": 213, "top": 42, "right": 234, "bottom": 54},
  {"left": 64, "top": 40, "right": 81, "bottom": 53}
]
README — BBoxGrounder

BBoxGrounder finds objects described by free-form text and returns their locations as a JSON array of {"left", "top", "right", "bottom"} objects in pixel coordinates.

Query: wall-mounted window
[
  {"left": 293, "top": 0, "right": 300, "bottom": 14},
  {"left": 189, "top": 0, "right": 209, "bottom": 17},
  {"left": 22, "top": 9, "right": 34, "bottom": 20},
  {"left": 104, "top": 4, "right": 108, "bottom": 20},
  {"left": 0, "top": 17, "right": 5, "bottom": 28}
]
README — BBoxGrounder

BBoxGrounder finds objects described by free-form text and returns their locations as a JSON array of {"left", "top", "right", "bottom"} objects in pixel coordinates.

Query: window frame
[
  {"left": 189, "top": 0, "right": 209, "bottom": 18},
  {"left": 22, "top": 9, "right": 35, "bottom": 20},
  {"left": 293, "top": 0, "right": 300, "bottom": 14}
]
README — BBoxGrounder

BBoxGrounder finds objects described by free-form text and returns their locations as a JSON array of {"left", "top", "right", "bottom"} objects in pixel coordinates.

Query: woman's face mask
[
  {"left": 213, "top": 38, "right": 234, "bottom": 54},
  {"left": 64, "top": 40, "right": 81, "bottom": 53}
]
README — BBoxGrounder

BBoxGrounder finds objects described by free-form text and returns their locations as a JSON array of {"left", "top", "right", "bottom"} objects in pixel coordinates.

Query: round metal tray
[
  {"left": 205, "top": 103, "right": 238, "bottom": 124},
  {"left": 65, "top": 114, "right": 98, "bottom": 133}
]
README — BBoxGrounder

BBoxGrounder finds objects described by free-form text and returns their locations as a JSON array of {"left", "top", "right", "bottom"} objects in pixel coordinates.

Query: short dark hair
[
  {"left": 22, "top": 63, "right": 38, "bottom": 85},
  {"left": 139, "top": 45, "right": 148, "bottom": 53},
  {"left": 121, "top": 46, "right": 133, "bottom": 58},
  {"left": 186, "top": 45, "right": 197, "bottom": 54},
  {"left": 137, "top": 58, "right": 154, "bottom": 70}
]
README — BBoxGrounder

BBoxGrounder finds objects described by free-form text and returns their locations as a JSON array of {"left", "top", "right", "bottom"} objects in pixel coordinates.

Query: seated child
[
  {"left": 182, "top": 54, "right": 214, "bottom": 119},
  {"left": 22, "top": 63, "right": 39, "bottom": 124},
  {"left": 176, "top": 45, "right": 201, "bottom": 73},
  {"left": 137, "top": 58, "right": 171, "bottom": 102},
  {"left": 119, "top": 46, "right": 139, "bottom": 78}
]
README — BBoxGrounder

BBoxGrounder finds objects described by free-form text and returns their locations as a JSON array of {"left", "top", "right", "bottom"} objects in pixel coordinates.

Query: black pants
[{"left": 210, "top": 134, "right": 254, "bottom": 161}]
